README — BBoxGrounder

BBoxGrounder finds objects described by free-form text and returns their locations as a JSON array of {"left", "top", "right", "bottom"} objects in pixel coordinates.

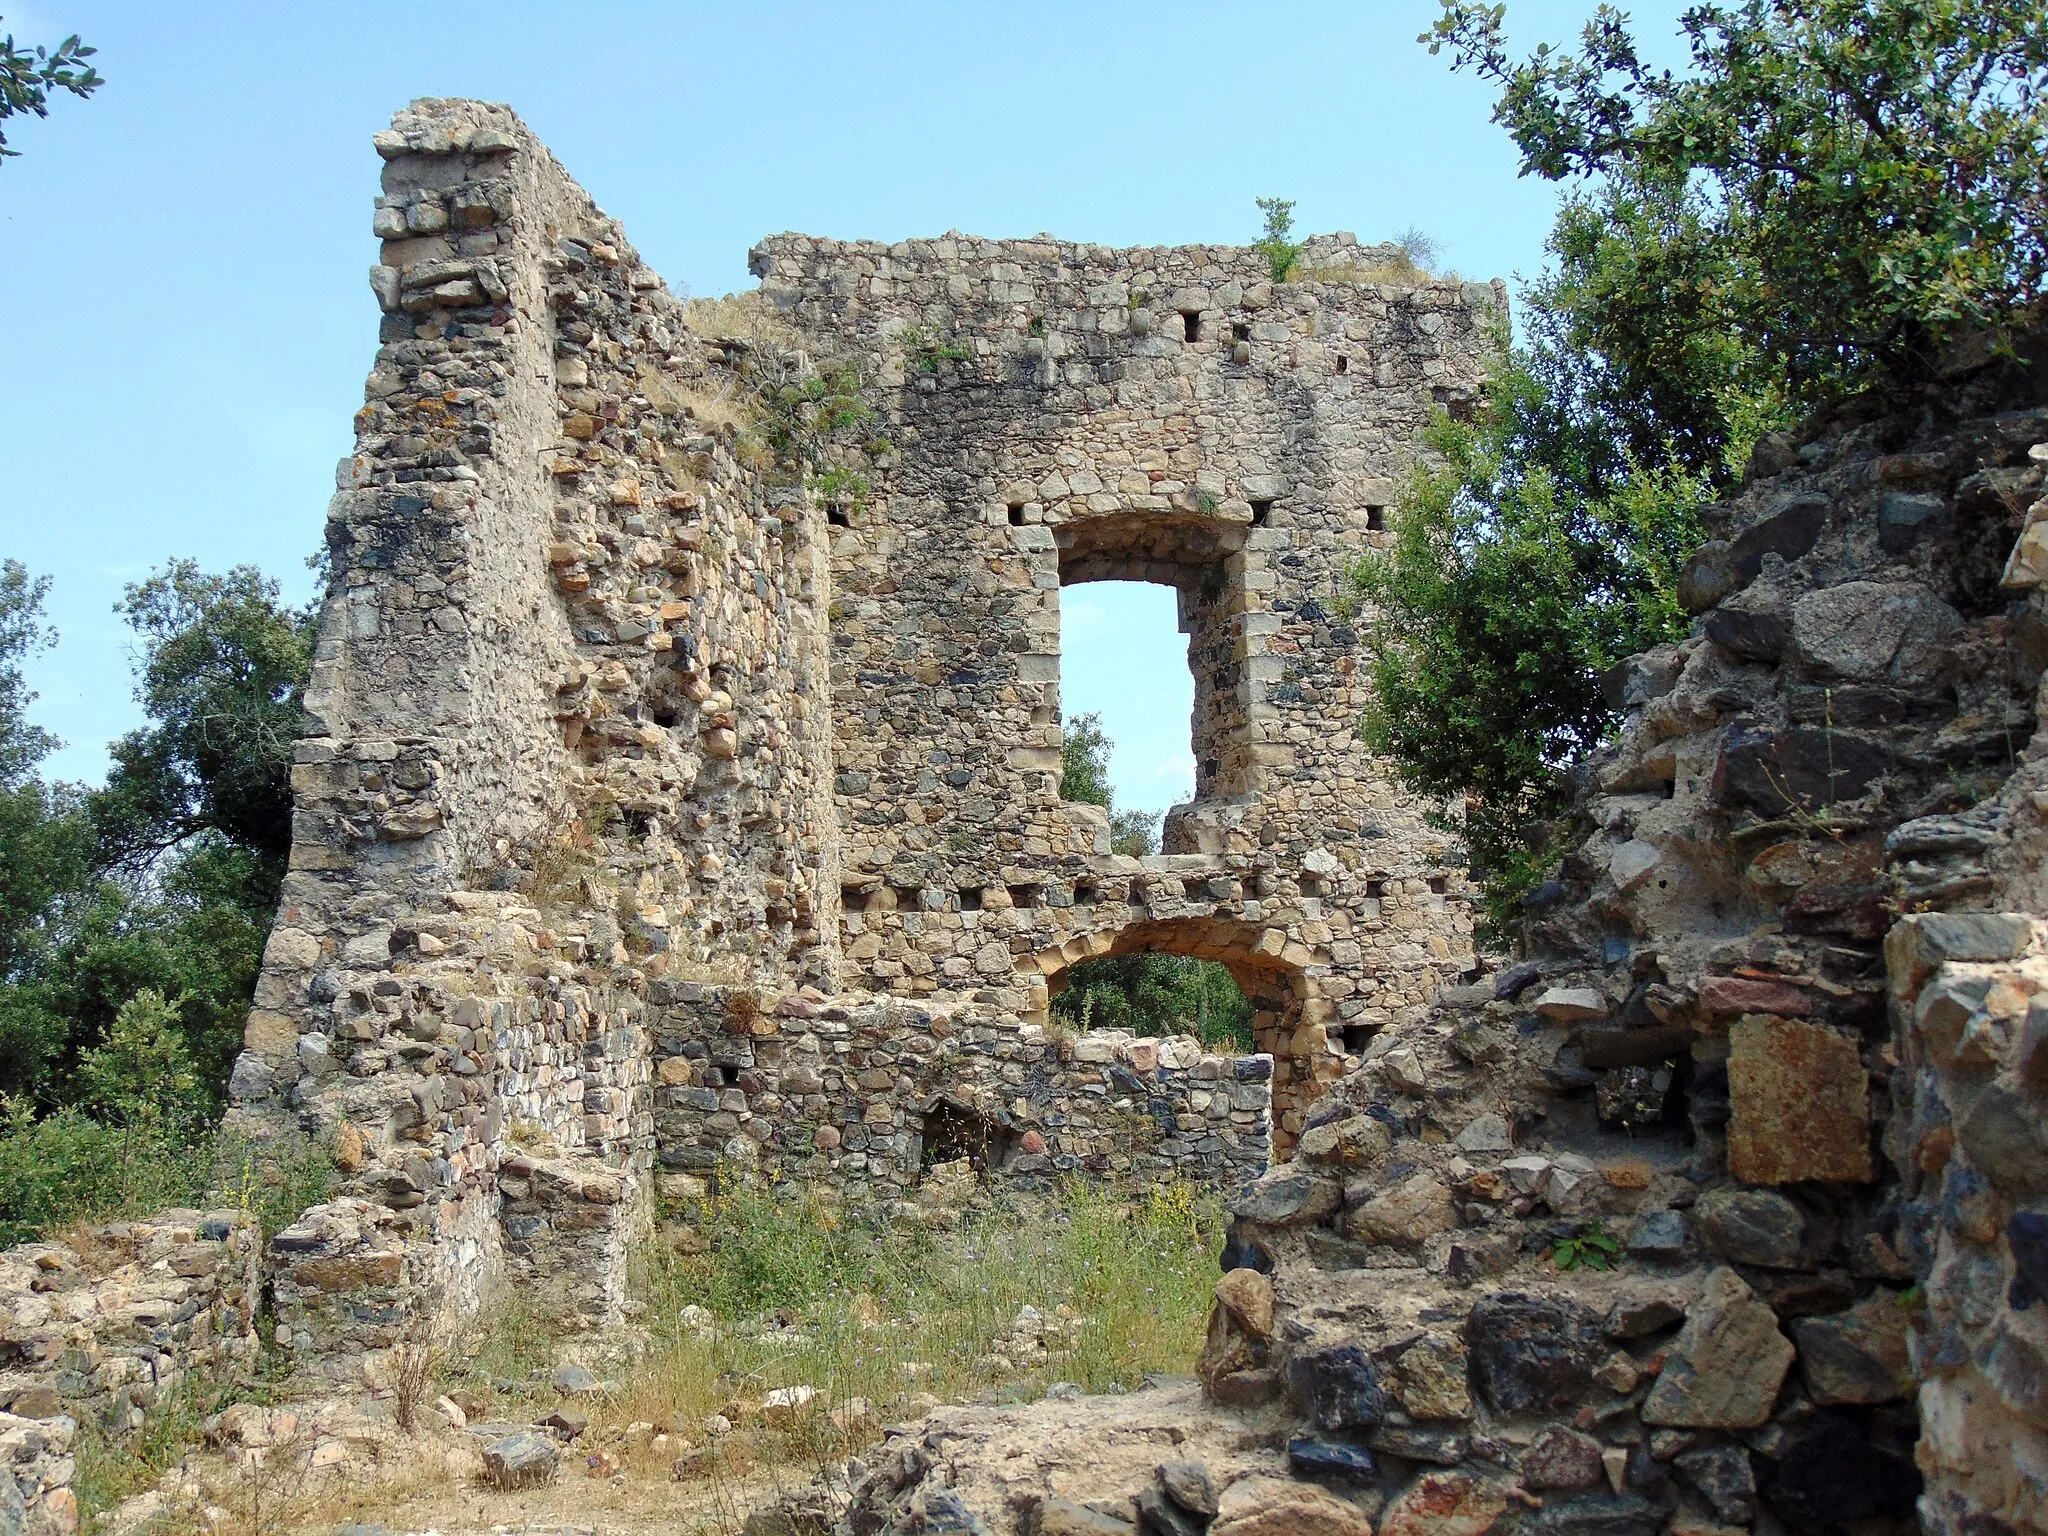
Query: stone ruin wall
[
  {"left": 14, "top": 93, "right": 2048, "bottom": 1536},
  {"left": 207, "top": 94, "right": 1489, "bottom": 1387},
  {"left": 754, "top": 229, "right": 1496, "bottom": 1150}
]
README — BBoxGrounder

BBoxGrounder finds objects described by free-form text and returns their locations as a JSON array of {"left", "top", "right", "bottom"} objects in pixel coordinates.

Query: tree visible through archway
[{"left": 1050, "top": 952, "right": 1252, "bottom": 1051}]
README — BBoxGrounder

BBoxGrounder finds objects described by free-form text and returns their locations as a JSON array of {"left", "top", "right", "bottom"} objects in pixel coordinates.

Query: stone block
[
  {"left": 1726, "top": 1015, "right": 1872, "bottom": 1183},
  {"left": 1640, "top": 1268, "right": 1794, "bottom": 1428}
]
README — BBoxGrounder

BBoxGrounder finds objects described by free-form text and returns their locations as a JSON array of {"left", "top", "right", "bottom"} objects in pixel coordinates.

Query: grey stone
[
  {"left": 483, "top": 1429, "right": 558, "bottom": 1489},
  {"left": 1230, "top": 1170, "right": 1342, "bottom": 1227},
  {"left": 1696, "top": 1187, "right": 1807, "bottom": 1268},
  {"left": 1674, "top": 1444, "right": 1756, "bottom": 1523},
  {"left": 1158, "top": 1460, "right": 1217, "bottom": 1519},
  {"left": 1789, "top": 580, "right": 1963, "bottom": 684},
  {"left": 1286, "top": 1436, "right": 1379, "bottom": 1486},
  {"left": 1283, "top": 1343, "right": 1388, "bottom": 1432},
  {"left": 1368, "top": 1422, "right": 1468, "bottom": 1464},
  {"left": 1517, "top": 1493, "right": 1665, "bottom": 1536},
  {"left": 0, "top": 1472, "right": 24, "bottom": 1536},
  {"left": 1641, "top": 1268, "right": 1795, "bottom": 1429},
  {"left": 1467, "top": 1291, "right": 1605, "bottom": 1414},
  {"left": 1703, "top": 603, "right": 1789, "bottom": 661},
  {"left": 1878, "top": 490, "right": 1948, "bottom": 554},
  {"left": 1958, "top": 1085, "right": 2048, "bottom": 1197},
  {"left": 1605, "top": 1293, "right": 1685, "bottom": 1339},
  {"left": 1710, "top": 721, "right": 1892, "bottom": 816},
  {"left": 1038, "top": 1496, "right": 1136, "bottom": 1535},
  {"left": 1791, "top": 1295, "right": 1911, "bottom": 1404},
  {"left": 1624, "top": 1210, "right": 1687, "bottom": 1257},
  {"left": 551, "top": 1364, "right": 601, "bottom": 1395},
  {"left": 919, "top": 1491, "right": 995, "bottom": 1534}
]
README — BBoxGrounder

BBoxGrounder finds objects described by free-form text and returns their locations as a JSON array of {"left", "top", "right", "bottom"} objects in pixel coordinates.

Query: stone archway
[{"left": 1021, "top": 913, "right": 1327, "bottom": 1160}]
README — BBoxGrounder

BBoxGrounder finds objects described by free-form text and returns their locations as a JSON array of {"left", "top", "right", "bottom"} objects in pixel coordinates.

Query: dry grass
[
  {"left": 684, "top": 292, "right": 800, "bottom": 353},
  {"left": 100, "top": 1180, "right": 1221, "bottom": 1535}
]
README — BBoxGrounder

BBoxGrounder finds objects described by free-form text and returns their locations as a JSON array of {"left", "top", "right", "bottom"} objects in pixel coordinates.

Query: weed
[
  {"left": 900, "top": 326, "right": 971, "bottom": 373},
  {"left": 1551, "top": 1221, "right": 1621, "bottom": 1272},
  {"left": 1254, "top": 197, "right": 1303, "bottom": 284}
]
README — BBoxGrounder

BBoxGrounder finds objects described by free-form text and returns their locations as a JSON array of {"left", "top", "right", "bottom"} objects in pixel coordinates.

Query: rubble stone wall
[
  {"left": 753, "top": 231, "right": 1496, "bottom": 1148},
  {"left": 0, "top": 1211, "right": 261, "bottom": 1533},
  {"left": 647, "top": 985, "right": 1272, "bottom": 1200}
]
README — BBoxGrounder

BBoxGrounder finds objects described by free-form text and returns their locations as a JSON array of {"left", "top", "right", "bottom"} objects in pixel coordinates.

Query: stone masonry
[{"left": 215, "top": 96, "right": 1484, "bottom": 1363}]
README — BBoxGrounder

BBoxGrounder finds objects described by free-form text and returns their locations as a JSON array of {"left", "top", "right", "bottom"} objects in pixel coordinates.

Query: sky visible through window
[{"left": 1061, "top": 582, "right": 1195, "bottom": 822}]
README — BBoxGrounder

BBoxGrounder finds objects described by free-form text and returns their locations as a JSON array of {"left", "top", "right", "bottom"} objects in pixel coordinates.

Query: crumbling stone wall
[
  {"left": 647, "top": 984, "right": 1271, "bottom": 1201},
  {"left": 0, "top": 1210, "right": 261, "bottom": 1533},
  {"left": 754, "top": 231, "right": 1496, "bottom": 1148},
  {"left": 228, "top": 97, "right": 846, "bottom": 1338},
  {"left": 222, "top": 92, "right": 1494, "bottom": 1357},
  {"left": 836, "top": 387, "right": 2048, "bottom": 1536}
]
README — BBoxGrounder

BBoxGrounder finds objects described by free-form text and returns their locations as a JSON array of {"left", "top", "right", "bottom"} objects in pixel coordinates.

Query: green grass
[{"left": 598, "top": 1176, "right": 1222, "bottom": 1461}]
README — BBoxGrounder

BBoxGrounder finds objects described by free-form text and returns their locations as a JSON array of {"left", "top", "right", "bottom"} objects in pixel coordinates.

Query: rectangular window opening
[
  {"left": 1007, "top": 502, "right": 1026, "bottom": 526},
  {"left": 1428, "top": 875, "right": 1448, "bottom": 895},
  {"left": 1365, "top": 877, "right": 1385, "bottom": 898},
  {"left": 1336, "top": 355, "right": 1349, "bottom": 374},
  {"left": 1366, "top": 505, "right": 1386, "bottom": 531},
  {"left": 1009, "top": 884, "right": 1042, "bottom": 909},
  {"left": 1181, "top": 312, "right": 1202, "bottom": 343},
  {"left": 1250, "top": 500, "right": 1273, "bottom": 527},
  {"left": 958, "top": 887, "right": 984, "bottom": 912},
  {"left": 827, "top": 507, "right": 851, "bottom": 528},
  {"left": 1232, "top": 322, "right": 1251, "bottom": 343}
]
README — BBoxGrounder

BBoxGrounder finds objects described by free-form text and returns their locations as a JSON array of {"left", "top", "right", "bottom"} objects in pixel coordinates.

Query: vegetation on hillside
[
  {"left": 1353, "top": 0, "right": 2048, "bottom": 932},
  {"left": 0, "top": 559, "right": 324, "bottom": 1241}
]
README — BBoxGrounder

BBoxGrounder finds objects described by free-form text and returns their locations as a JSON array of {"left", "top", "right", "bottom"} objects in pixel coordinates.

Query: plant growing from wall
[{"left": 1254, "top": 197, "right": 1302, "bottom": 284}]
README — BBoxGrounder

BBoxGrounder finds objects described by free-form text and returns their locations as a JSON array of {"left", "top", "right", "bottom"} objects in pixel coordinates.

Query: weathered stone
[
  {"left": 1369, "top": 1423, "right": 1469, "bottom": 1464},
  {"left": 1038, "top": 1497, "right": 1136, "bottom": 1536},
  {"left": 1210, "top": 1476, "right": 1375, "bottom": 1536},
  {"left": 1791, "top": 1293, "right": 1912, "bottom": 1403},
  {"left": 1703, "top": 604, "right": 1789, "bottom": 662},
  {"left": 1790, "top": 580, "right": 1963, "bottom": 683},
  {"left": 1672, "top": 1445, "right": 1755, "bottom": 1524},
  {"left": 1214, "top": 1268, "right": 1273, "bottom": 1341},
  {"left": 1157, "top": 1461, "right": 1216, "bottom": 1519},
  {"left": 483, "top": 1429, "right": 558, "bottom": 1489},
  {"left": 1467, "top": 1291, "right": 1605, "bottom": 1414},
  {"left": 1710, "top": 722, "right": 1892, "bottom": 815},
  {"left": 1641, "top": 1268, "right": 1795, "bottom": 1428},
  {"left": 1342, "top": 1173, "right": 1455, "bottom": 1245},
  {"left": 1535, "top": 987, "right": 1608, "bottom": 1022},
  {"left": 1726, "top": 1016, "right": 1873, "bottom": 1184},
  {"left": 1287, "top": 1437, "right": 1379, "bottom": 1486},
  {"left": 1453, "top": 1113, "right": 1513, "bottom": 1153},
  {"left": 1517, "top": 1493, "right": 1665, "bottom": 1536},
  {"left": 1625, "top": 1210, "right": 1687, "bottom": 1257},
  {"left": 1695, "top": 1188, "right": 1807, "bottom": 1268},
  {"left": 1522, "top": 1425, "right": 1606, "bottom": 1490},
  {"left": 1377, "top": 1471, "right": 1510, "bottom": 1536},
  {"left": 1231, "top": 1171, "right": 1341, "bottom": 1227},
  {"left": 1877, "top": 490, "right": 1948, "bottom": 553},
  {"left": 1958, "top": 1084, "right": 2048, "bottom": 1197},
  {"left": 1283, "top": 1343, "right": 1388, "bottom": 1432},
  {"left": 1136, "top": 1485, "right": 1201, "bottom": 1536},
  {"left": 1698, "top": 975, "right": 1812, "bottom": 1017},
  {"left": 1294, "top": 1114, "right": 1392, "bottom": 1169},
  {"left": 1390, "top": 1334, "right": 1472, "bottom": 1421}
]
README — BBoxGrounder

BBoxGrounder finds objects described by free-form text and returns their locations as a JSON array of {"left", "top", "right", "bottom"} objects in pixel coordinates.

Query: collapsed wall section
[{"left": 755, "top": 233, "right": 1497, "bottom": 1149}]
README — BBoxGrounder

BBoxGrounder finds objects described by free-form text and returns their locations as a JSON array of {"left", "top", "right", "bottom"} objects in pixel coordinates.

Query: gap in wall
[{"left": 1057, "top": 580, "right": 1195, "bottom": 847}]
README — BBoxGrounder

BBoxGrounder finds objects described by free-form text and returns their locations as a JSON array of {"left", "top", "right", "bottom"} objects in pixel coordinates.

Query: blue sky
[{"left": 0, "top": 0, "right": 1684, "bottom": 814}]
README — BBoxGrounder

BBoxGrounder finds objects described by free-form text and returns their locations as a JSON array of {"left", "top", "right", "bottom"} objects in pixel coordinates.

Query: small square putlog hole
[
  {"left": 1366, "top": 505, "right": 1386, "bottom": 531},
  {"left": 1181, "top": 312, "right": 1202, "bottom": 343},
  {"left": 1250, "top": 499, "right": 1273, "bottom": 527}
]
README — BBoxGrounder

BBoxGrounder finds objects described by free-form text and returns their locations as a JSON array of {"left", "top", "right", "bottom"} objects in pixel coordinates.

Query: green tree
[
  {"left": 1351, "top": 353, "right": 1708, "bottom": 934},
  {"left": 1254, "top": 197, "right": 1303, "bottom": 283},
  {"left": 94, "top": 561, "right": 315, "bottom": 882},
  {"left": 1059, "top": 711, "right": 1160, "bottom": 857},
  {"left": 1427, "top": 0, "right": 2048, "bottom": 406},
  {"left": 1, "top": 18, "right": 99, "bottom": 159},
  {"left": 79, "top": 988, "right": 200, "bottom": 1131}
]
